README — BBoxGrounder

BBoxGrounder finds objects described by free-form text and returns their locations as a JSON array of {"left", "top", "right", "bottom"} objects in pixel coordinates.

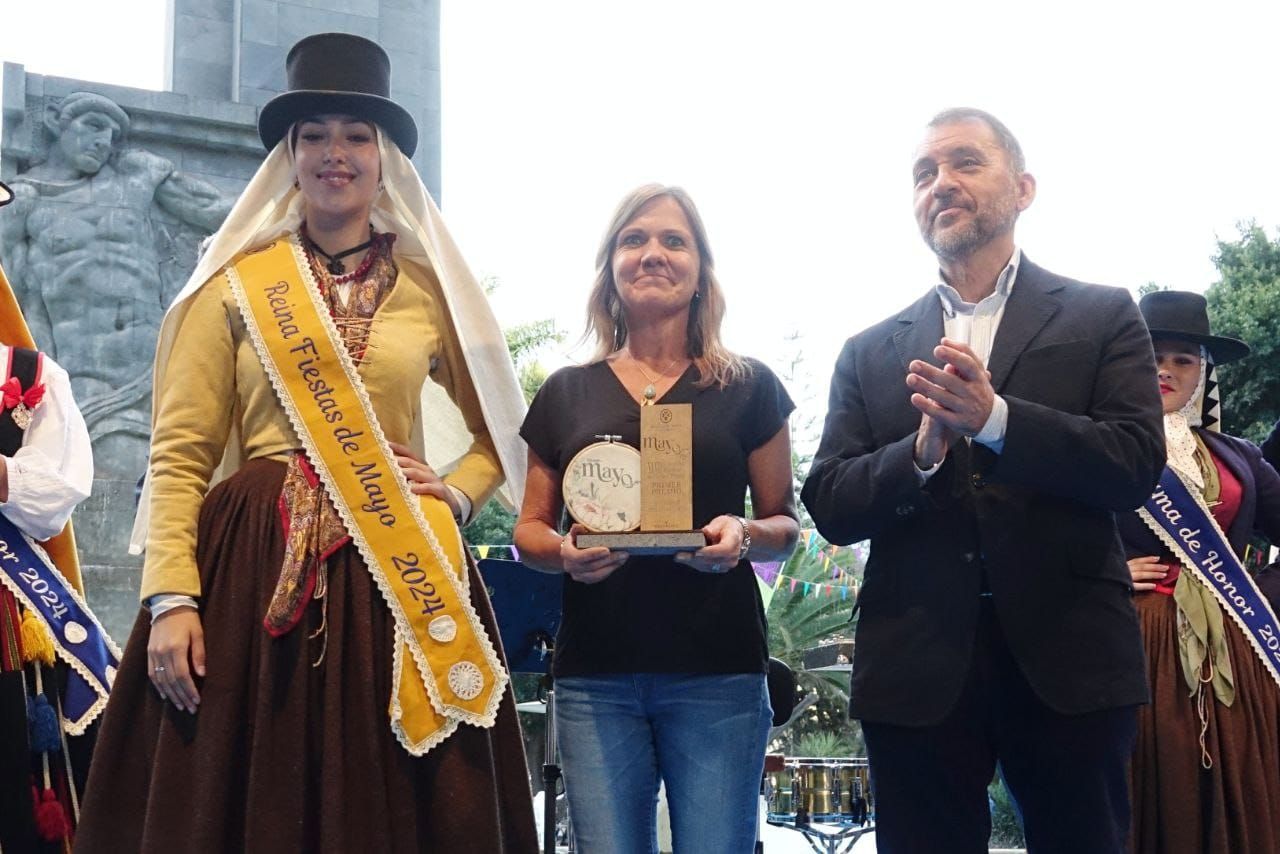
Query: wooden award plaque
[
  {"left": 569, "top": 406, "right": 706, "bottom": 554},
  {"left": 640, "top": 403, "right": 693, "bottom": 531}
]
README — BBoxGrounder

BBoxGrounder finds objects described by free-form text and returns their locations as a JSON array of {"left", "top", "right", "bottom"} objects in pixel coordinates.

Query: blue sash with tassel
[
  {"left": 0, "top": 512, "right": 119, "bottom": 733},
  {"left": 1138, "top": 466, "right": 1280, "bottom": 690}
]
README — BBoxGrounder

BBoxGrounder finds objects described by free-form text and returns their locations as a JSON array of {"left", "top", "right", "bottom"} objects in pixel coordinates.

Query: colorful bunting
[
  {"left": 753, "top": 561, "right": 783, "bottom": 587},
  {"left": 466, "top": 545, "right": 520, "bottom": 561},
  {"left": 757, "top": 574, "right": 777, "bottom": 610},
  {"left": 756, "top": 569, "right": 860, "bottom": 601}
]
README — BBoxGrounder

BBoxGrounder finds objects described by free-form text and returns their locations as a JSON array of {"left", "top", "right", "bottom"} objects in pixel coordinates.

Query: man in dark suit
[
  {"left": 801, "top": 109, "right": 1165, "bottom": 853},
  {"left": 1260, "top": 422, "right": 1280, "bottom": 610}
]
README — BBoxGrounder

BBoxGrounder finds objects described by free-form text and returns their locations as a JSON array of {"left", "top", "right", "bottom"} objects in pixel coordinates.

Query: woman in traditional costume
[
  {"left": 1122, "top": 290, "right": 1280, "bottom": 853},
  {"left": 76, "top": 35, "right": 537, "bottom": 852},
  {"left": 0, "top": 178, "right": 110, "bottom": 853},
  {"left": 514, "top": 184, "right": 800, "bottom": 853}
]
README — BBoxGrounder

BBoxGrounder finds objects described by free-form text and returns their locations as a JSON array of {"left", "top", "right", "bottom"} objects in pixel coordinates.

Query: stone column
[
  {"left": 170, "top": 0, "right": 442, "bottom": 200},
  {"left": 167, "top": 0, "right": 238, "bottom": 101}
]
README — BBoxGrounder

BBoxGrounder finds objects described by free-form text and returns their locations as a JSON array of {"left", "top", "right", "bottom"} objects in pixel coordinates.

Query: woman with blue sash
[
  {"left": 1121, "top": 290, "right": 1280, "bottom": 853},
  {"left": 0, "top": 179, "right": 112, "bottom": 852}
]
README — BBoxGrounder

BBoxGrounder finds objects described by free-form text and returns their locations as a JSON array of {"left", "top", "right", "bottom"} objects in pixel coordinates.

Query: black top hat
[
  {"left": 0, "top": 181, "right": 11, "bottom": 208},
  {"left": 258, "top": 33, "right": 417, "bottom": 157},
  {"left": 1139, "top": 290, "right": 1250, "bottom": 364}
]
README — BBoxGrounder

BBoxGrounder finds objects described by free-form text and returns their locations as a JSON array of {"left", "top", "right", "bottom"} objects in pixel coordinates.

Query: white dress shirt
[
  {"left": 0, "top": 348, "right": 93, "bottom": 540},
  {"left": 917, "top": 249, "right": 1020, "bottom": 481}
]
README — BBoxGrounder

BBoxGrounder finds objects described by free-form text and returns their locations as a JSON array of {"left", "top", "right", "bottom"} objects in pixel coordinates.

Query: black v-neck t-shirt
[{"left": 520, "top": 358, "right": 794, "bottom": 677}]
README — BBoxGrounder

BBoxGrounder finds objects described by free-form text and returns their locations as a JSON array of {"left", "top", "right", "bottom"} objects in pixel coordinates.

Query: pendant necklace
[
  {"left": 306, "top": 226, "right": 375, "bottom": 275},
  {"left": 631, "top": 354, "right": 683, "bottom": 405}
]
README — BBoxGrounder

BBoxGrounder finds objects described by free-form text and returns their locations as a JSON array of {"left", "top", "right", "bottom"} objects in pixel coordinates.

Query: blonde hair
[{"left": 583, "top": 184, "right": 747, "bottom": 389}]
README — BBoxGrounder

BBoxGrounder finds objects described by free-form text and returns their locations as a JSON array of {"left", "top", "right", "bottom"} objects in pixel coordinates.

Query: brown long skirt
[
  {"left": 75, "top": 459, "right": 538, "bottom": 853},
  {"left": 1130, "top": 590, "right": 1280, "bottom": 853}
]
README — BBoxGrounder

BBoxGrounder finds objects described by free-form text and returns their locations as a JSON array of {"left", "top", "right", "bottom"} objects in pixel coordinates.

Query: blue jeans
[{"left": 555, "top": 672, "right": 772, "bottom": 854}]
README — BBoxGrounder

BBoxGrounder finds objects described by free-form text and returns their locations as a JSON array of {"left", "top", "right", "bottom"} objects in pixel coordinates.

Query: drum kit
[{"left": 764, "top": 756, "right": 872, "bottom": 826}]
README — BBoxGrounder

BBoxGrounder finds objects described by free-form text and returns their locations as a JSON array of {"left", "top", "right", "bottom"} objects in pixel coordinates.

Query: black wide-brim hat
[
  {"left": 0, "top": 181, "right": 11, "bottom": 207},
  {"left": 1139, "top": 290, "right": 1251, "bottom": 364},
  {"left": 258, "top": 33, "right": 417, "bottom": 157}
]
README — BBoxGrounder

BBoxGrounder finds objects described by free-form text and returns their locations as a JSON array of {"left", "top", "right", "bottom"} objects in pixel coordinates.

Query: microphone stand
[{"left": 537, "top": 635, "right": 564, "bottom": 854}]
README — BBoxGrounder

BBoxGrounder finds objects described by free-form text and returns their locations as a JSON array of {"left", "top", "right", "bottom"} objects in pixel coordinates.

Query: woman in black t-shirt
[{"left": 515, "top": 184, "right": 800, "bottom": 854}]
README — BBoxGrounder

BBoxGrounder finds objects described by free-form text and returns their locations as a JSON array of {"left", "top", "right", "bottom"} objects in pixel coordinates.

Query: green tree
[
  {"left": 462, "top": 284, "right": 563, "bottom": 546},
  {"left": 1137, "top": 281, "right": 1164, "bottom": 297},
  {"left": 776, "top": 330, "right": 821, "bottom": 528},
  {"left": 1205, "top": 223, "right": 1280, "bottom": 443},
  {"left": 505, "top": 317, "right": 562, "bottom": 404},
  {"left": 765, "top": 533, "right": 864, "bottom": 756},
  {"left": 988, "top": 775, "right": 1027, "bottom": 847},
  {"left": 462, "top": 498, "right": 520, "bottom": 546}
]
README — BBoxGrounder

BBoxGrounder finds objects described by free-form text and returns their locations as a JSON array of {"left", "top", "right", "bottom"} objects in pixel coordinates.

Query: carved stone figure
[{"left": 0, "top": 92, "right": 231, "bottom": 477}]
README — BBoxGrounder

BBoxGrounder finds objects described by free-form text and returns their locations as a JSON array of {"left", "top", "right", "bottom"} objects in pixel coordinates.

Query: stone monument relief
[
  {"left": 1, "top": 92, "right": 232, "bottom": 479},
  {"left": 2, "top": 68, "right": 263, "bottom": 637}
]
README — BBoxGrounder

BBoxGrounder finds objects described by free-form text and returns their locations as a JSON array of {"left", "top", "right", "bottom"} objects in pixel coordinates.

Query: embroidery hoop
[{"left": 562, "top": 437, "right": 642, "bottom": 533}]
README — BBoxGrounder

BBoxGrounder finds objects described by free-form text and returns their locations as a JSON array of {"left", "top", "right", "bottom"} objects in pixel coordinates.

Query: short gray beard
[{"left": 925, "top": 192, "right": 1018, "bottom": 261}]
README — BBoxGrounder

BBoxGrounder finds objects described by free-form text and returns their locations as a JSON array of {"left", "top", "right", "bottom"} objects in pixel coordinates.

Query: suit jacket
[
  {"left": 1117, "top": 429, "right": 1280, "bottom": 565},
  {"left": 1258, "top": 423, "right": 1280, "bottom": 612},
  {"left": 802, "top": 258, "right": 1165, "bottom": 726}
]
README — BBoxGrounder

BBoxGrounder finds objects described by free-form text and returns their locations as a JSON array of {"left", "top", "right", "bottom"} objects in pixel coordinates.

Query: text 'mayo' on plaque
[{"left": 561, "top": 437, "right": 641, "bottom": 533}]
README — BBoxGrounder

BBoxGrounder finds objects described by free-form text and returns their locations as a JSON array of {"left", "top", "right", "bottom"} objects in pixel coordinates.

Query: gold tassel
[{"left": 20, "top": 608, "right": 56, "bottom": 665}]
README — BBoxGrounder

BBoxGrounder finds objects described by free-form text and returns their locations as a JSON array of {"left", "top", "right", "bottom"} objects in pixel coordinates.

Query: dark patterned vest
[{"left": 0, "top": 347, "right": 41, "bottom": 455}]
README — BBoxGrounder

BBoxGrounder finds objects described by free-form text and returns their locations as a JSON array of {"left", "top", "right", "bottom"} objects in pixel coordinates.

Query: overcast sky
[{"left": 8, "top": 1, "right": 1280, "bottom": 439}]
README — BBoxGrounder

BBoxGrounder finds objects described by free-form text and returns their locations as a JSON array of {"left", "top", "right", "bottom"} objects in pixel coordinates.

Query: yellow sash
[{"left": 227, "top": 237, "right": 506, "bottom": 755}]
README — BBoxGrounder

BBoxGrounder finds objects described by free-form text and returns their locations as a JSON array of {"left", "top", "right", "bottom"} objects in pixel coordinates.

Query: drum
[
  {"left": 768, "top": 756, "right": 874, "bottom": 824},
  {"left": 764, "top": 762, "right": 795, "bottom": 817},
  {"left": 836, "top": 759, "right": 873, "bottom": 825},
  {"left": 793, "top": 758, "right": 841, "bottom": 819}
]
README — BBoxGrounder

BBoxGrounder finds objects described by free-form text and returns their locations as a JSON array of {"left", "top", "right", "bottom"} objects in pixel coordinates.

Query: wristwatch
[{"left": 736, "top": 516, "right": 752, "bottom": 561}]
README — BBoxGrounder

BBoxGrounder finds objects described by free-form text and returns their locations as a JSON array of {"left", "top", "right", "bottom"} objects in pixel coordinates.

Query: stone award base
[{"left": 575, "top": 531, "right": 707, "bottom": 555}]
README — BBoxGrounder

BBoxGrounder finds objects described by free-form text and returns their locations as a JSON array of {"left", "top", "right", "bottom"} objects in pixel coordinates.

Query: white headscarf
[
  {"left": 130, "top": 132, "right": 526, "bottom": 552},
  {"left": 1163, "top": 346, "right": 1208, "bottom": 491}
]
